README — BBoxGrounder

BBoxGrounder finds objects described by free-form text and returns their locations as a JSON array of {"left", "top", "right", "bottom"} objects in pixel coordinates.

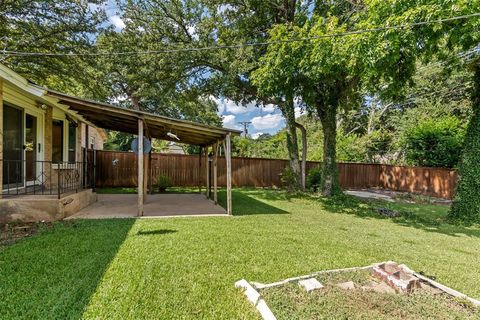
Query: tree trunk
[
  {"left": 279, "top": 97, "right": 301, "bottom": 188},
  {"left": 131, "top": 95, "right": 141, "bottom": 111},
  {"left": 449, "top": 61, "right": 480, "bottom": 223},
  {"left": 295, "top": 122, "right": 307, "bottom": 190},
  {"left": 317, "top": 104, "right": 342, "bottom": 196}
]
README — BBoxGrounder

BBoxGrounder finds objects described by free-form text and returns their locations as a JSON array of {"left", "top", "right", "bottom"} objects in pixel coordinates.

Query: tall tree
[
  {"left": 0, "top": 0, "right": 107, "bottom": 95},
  {"left": 361, "top": 0, "right": 480, "bottom": 221},
  {"left": 119, "top": 0, "right": 312, "bottom": 187},
  {"left": 449, "top": 59, "right": 480, "bottom": 222},
  {"left": 253, "top": 2, "right": 368, "bottom": 195},
  {"left": 253, "top": 0, "right": 480, "bottom": 197},
  {"left": 94, "top": 14, "right": 221, "bottom": 126}
]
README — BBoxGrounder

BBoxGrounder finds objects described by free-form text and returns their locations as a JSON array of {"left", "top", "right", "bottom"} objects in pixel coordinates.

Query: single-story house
[{"left": 0, "top": 63, "right": 239, "bottom": 223}]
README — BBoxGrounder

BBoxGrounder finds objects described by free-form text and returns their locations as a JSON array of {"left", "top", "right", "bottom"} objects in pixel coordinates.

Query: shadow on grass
[
  {"left": 0, "top": 219, "right": 135, "bottom": 319},
  {"left": 321, "top": 194, "right": 480, "bottom": 239},
  {"left": 217, "top": 189, "right": 289, "bottom": 216},
  {"left": 137, "top": 229, "right": 177, "bottom": 236}
]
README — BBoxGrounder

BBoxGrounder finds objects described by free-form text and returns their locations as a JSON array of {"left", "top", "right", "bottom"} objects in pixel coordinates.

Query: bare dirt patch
[
  {"left": 0, "top": 221, "right": 75, "bottom": 247},
  {"left": 261, "top": 269, "right": 480, "bottom": 319}
]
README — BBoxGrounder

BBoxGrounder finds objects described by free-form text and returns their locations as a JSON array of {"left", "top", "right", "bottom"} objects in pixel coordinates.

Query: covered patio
[
  {"left": 69, "top": 193, "right": 227, "bottom": 218},
  {"left": 46, "top": 90, "right": 240, "bottom": 217}
]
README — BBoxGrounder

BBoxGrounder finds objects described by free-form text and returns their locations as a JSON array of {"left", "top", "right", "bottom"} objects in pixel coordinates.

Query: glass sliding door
[{"left": 2, "top": 105, "right": 23, "bottom": 188}]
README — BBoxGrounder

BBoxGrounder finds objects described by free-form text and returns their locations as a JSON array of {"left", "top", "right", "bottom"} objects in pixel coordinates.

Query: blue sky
[
  {"left": 92, "top": 1, "right": 306, "bottom": 138},
  {"left": 212, "top": 97, "right": 305, "bottom": 138}
]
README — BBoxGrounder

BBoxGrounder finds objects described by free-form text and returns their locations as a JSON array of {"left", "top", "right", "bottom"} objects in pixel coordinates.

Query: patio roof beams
[{"left": 46, "top": 90, "right": 239, "bottom": 146}]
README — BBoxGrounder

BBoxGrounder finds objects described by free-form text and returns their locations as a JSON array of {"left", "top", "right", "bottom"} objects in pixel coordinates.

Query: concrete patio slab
[
  {"left": 68, "top": 193, "right": 227, "bottom": 219},
  {"left": 345, "top": 190, "right": 395, "bottom": 202}
]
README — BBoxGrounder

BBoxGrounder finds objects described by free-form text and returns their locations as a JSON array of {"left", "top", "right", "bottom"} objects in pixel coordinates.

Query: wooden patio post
[
  {"left": 144, "top": 149, "right": 149, "bottom": 202},
  {"left": 213, "top": 142, "right": 218, "bottom": 205},
  {"left": 205, "top": 145, "right": 210, "bottom": 199},
  {"left": 137, "top": 119, "right": 144, "bottom": 216},
  {"left": 226, "top": 133, "right": 232, "bottom": 215},
  {"left": 198, "top": 147, "right": 202, "bottom": 193}
]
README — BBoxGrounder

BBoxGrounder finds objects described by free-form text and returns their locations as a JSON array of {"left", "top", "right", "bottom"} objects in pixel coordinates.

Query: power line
[
  {"left": 395, "top": 83, "right": 472, "bottom": 109},
  {"left": 416, "top": 48, "right": 479, "bottom": 73},
  {"left": 238, "top": 121, "right": 252, "bottom": 137},
  {"left": 1, "top": 13, "right": 479, "bottom": 57}
]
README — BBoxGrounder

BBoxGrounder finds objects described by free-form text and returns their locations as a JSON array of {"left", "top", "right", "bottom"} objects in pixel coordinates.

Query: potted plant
[{"left": 157, "top": 175, "right": 173, "bottom": 193}]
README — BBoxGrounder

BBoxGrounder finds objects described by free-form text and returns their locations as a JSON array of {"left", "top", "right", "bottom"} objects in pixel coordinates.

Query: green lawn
[{"left": 0, "top": 188, "right": 479, "bottom": 319}]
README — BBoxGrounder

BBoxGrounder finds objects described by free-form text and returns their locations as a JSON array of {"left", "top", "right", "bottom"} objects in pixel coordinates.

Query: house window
[
  {"left": 68, "top": 124, "right": 76, "bottom": 163},
  {"left": 52, "top": 120, "right": 64, "bottom": 163}
]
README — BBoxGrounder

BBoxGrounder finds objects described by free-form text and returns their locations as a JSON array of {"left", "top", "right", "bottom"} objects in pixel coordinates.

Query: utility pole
[{"left": 238, "top": 121, "right": 251, "bottom": 138}]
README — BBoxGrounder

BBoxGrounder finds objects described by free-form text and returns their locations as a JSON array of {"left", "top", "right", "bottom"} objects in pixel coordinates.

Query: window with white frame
[{"left": 52, "top": 118, "right": 77, "bottom": 163}]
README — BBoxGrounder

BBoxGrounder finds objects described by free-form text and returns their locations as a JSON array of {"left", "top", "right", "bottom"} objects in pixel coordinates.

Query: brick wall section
[{"left": 76, "top": 121, "right": 83, "bottom": 163}]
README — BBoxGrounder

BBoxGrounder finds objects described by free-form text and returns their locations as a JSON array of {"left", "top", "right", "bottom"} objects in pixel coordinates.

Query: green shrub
[
  {"left": 403, "top": 116, "right": 465, "bottom": 168},
  {"left": 306, "top": 167, "right": 322, "bottom": 192},
  {"left": 280, "top": 166, "right": 299, "bottom": 192},
  {"left": 449, "top": 77, "right": 480, "bottom": 223},
  {"left": 157, "top": 175, "right": 173, "bottom": 192}
]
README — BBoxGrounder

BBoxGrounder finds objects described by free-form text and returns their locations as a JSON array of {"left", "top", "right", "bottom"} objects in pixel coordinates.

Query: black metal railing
[{"left": 1, "top": 160, "right": 95, "bottom": 198}]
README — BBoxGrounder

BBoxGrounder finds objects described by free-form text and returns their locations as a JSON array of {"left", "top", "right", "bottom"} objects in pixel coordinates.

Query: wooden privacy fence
[{"left": 94, "top": 150, "right": 458, "bottom": 199}]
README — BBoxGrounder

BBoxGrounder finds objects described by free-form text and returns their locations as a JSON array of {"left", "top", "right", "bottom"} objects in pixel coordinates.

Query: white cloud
[
  {"left": 88, "top": 3, "right": 100, "bottom": 11},
  {"left": 294, "top": 107, "right": 305, "bottom": 118},
  {"left": 251, "top": 132, "right": 264, "bottom": 140},
  {"left": 224, "top": 99, "right": 256, "bottom": 114},
  {"left": 109, "top": 15, "right": 126, "bottom": 30},
  {"left": 262, "top": 104, "right": 276, "bottom": 113},
  {"left": 209, "top": 96, "right": 224, "bottom": 115},
  {"left": 218, "top": 4, "right": 234, "bottom": 14},
  {"left": 110, "top": 94, "right": 128, "bottom": 103},
  {"left": 222, "top": 114, "right": 241, "bottom": 130},
  {"left": 251, "top": 113, "right": 284, "bottom": 130},
  {"left": 187, "top": 25, "right": 199, "bottom": 40}
]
